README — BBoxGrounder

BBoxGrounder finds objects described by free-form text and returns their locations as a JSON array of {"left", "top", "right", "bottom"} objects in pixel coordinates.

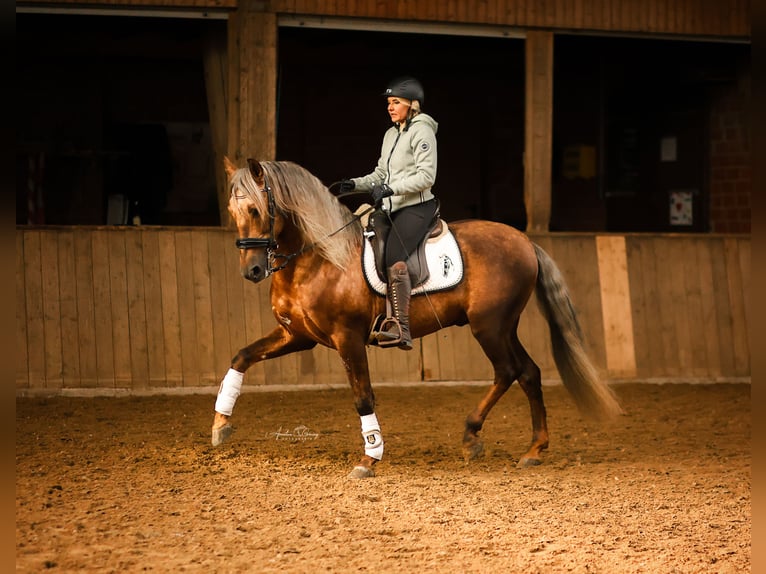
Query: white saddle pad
[{"left": 362, "top": 226, "right": 464, "bottom": 296}]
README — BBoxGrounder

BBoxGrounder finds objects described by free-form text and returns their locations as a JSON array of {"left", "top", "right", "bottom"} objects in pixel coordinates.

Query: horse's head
[
  {"left": 226, "top": 157, "right": 285, "bottom": 283},
  {"left": 225, "top": 157, "right": 362, "bottom": 281}
]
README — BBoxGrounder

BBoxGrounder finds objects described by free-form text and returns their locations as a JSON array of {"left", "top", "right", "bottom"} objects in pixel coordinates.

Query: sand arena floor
[{"left": 16, "top": 382, "right": 750, "bottom": 573}]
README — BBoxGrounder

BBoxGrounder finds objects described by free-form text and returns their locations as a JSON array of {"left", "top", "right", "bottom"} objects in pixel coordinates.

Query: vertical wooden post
[
  {"left": 227, "top": 2, "right": 278, "bottom": 165},
  {"left": 202, "top": 26, "right": 230, "bottom": 226},
  {"left": 226, "top": 10, "right": 241, "bottom": 165},
  {"left": 596, "top": 235, "right": 637, "bottom": 378},
  {"left": 524, "top": 30, "right": 554, "bottom": 232}
]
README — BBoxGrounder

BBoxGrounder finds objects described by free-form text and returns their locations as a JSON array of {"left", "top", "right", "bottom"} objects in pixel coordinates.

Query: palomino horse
[{"left": 212, "top": 158, "right": 623, "bottom": 478}]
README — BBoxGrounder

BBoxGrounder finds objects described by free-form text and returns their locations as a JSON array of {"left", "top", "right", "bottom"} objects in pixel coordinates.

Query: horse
[{"left": 212, "top": 157, "right": 623, "bottom": 478}]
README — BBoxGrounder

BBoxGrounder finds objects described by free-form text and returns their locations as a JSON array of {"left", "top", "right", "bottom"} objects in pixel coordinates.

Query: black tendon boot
[{"left": 376, "top": 261, "right": 413, "bottom": 351}]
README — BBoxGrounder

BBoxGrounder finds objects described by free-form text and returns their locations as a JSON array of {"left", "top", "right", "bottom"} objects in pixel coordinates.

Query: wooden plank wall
[
  {"left": 18, "top": 0, "right": 750, "bottom": 39},
  {"left": 422, "top": 233, "right": 751, "bottom": 384},
  {"left": 624, "top": 235, "right": 751, "bottom": 380},
  {"left": 18, "top": 0, "right": 239, "bottom": 8},
  {"left": 16, "top": 228, "right": 750, "bottom": 394},
  {"left": 274, "top": 0, "right": 750, "bottom": 37}
]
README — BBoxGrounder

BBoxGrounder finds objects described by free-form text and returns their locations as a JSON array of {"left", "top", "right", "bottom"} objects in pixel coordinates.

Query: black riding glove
[
  {"left": 371, "top": 183, "right": 394, "bottom": 206},
  {"left": 338, "top": 179, "right": 355, "bottom": 194}
]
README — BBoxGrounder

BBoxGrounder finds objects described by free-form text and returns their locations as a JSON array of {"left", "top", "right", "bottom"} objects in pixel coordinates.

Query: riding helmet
[{"left": 382, "top": 76, "right": 424, "bottom": 105}]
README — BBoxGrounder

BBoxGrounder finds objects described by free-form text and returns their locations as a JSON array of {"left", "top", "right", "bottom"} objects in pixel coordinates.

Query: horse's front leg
[
  {"left": 335, "top": 336, "right": 381, "bottom": 479},
  {"left": 211, "top": 326, "right": 315, "bottom": 446}
]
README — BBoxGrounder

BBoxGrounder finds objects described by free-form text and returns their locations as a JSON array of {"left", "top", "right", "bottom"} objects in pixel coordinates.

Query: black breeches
[{"left": 383, "top": 199, "right": 439, "bottom": 267}]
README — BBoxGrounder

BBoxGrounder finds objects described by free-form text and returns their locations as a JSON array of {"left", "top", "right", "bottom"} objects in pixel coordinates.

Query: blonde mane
[{"left": 229, "top": 161, "right": 362, "bottom": 269}]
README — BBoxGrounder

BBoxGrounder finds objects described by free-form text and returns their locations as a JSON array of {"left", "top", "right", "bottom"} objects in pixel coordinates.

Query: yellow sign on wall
[{"left": 563, "top": 145, "right": 596, "bottom": 180}]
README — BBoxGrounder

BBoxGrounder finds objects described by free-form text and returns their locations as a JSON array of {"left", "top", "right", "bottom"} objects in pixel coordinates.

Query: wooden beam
[
  {"left": 203, "top": 25, "right": 230, "bottom": 227},
  {"left": 524, "top": 30, "right": 554, "bottom": 232},
  {"left": 227, "top": 2, "right": 278, "bottom": 165},
  {"left": 596, "top": 235, "right": 637, "bottom": 378},
  {"left": 226, "top": 9, "right": 241, "bottom": 165}
]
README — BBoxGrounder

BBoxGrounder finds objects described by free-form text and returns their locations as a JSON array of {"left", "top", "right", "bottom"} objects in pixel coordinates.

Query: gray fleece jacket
[{"left": 351, "top": 113, "right": 438, "bottom": 212}]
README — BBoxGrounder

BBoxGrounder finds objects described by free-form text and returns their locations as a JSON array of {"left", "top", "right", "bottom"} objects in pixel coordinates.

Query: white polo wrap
[
  {"left": 214, "top": 368, "right": 244, "bottom": 416},
  {"left": 360, "top": 413, "right": 384, "bottom": 460}
]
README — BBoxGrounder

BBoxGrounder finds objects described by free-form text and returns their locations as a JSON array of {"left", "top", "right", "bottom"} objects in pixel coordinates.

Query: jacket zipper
[
  {"left": 385, "top": 131, "right": 402, "bottom": 185},
  {"left": 382, "top": 130, "right": 402, "bottom": 211}
]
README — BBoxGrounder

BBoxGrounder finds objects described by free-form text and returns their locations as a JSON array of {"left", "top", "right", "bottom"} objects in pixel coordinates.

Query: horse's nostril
[{"left": 250, "top": 266, "right": 262, "bottom": 279}]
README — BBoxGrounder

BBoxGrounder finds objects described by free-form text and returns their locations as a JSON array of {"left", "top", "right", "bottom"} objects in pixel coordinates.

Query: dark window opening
[
  {"left": 276, "top": 27, "right": 526, "bottom": 228},
  {"left": 17, "top": 13, "right": 223, "bottom": 226},
  {"left": 552, "top": 35, "right": 749, "bottom": 232}
]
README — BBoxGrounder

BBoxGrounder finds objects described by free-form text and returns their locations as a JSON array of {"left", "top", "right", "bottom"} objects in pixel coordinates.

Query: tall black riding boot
[{"left": 376, "top": 261, "right": 413, "bottom": 351}]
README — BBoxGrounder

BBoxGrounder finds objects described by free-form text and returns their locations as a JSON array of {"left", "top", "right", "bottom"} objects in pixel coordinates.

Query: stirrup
[
  {"left": 376, "top": 318, "right": 412, "bottom": 350},
  {"left": 375, "top": 317, "right": 403, "bottom": 346}
]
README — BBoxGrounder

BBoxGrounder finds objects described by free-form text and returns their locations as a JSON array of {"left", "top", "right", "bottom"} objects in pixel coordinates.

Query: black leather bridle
[
  {"left": 234, "top": 176, "right": 278, "bottom": 251},
  {"left": 234, "top": 177, "right": 375, "bottom": 276},
  {"left": 234, "top": 176, "right": 296, "bottom": 275}
]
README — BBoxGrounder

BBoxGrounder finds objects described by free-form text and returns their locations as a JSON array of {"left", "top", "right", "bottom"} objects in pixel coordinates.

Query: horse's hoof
[
  {"left": 517, "top": 456, "right": 542, "bottom": 468},
  {"left": 462, "top": 440, "right": 485, "bottom": 462},
  {"left": 348, "top": 465, "right": 375, "bottom": 479},
  {"left": 211, "top": 424, "right": 234, "bottom": 447}
]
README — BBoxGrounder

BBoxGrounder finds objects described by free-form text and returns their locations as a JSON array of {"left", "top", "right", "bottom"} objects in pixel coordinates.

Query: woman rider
[{"left": 340, "top": 76, "right": 439, "bottom": 351}]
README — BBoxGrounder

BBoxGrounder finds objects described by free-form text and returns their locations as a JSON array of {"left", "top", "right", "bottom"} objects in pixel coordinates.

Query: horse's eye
[{"left": 248, "top": 206, "right": 260, "bottom": 219}]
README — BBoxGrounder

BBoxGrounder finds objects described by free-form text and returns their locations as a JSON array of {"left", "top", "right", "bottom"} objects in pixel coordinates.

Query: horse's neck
[{"left": 278, "top": 220, "right": 306, "bottom": 251}]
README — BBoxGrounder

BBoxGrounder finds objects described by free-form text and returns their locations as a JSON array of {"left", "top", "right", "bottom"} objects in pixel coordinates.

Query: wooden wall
[
  {"left": 16, "top": 227, "right": 750, "bottom": 394},
  {"left": 18, "top": 0, "right": 750, "bottom": 38},
  {"left": 424, "top": 233, "right": 751, "bottom": 383},
  {"left": 273, "top": 0, "right": 750, "bottom": 37}
]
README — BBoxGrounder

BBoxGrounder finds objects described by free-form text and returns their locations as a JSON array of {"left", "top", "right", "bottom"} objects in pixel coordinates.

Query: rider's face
[{"left": 386, "top": 97, "right": 411, "bottom": 125}]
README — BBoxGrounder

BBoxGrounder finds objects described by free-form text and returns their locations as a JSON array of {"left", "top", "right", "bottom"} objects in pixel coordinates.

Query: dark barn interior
[{"left": 17, "top": 13, "right": 749, "bottom": 232}]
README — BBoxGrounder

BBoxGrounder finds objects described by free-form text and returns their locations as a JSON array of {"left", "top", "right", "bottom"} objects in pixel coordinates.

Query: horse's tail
[{"left": 532, "top": 243, "right": 624, "bottom": 420}]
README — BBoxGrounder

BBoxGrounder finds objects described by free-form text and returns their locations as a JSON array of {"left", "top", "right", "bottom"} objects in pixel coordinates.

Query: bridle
[
  {"left": 233, "top": 176, "right": 294, "bottom": 275},
  {"left": 234, "top": 175, "right": 374, "bottom": 276},
  {"left": 234, "top": 177, "right": 277, "bottom": 250}
]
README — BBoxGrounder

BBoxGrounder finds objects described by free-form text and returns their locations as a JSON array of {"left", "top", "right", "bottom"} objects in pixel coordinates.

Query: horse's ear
[
  {"left": 246, "top": 158, "right": 264, "bottom": 185},
  {"left": 223, "top": 156, "right": 237, "bottom": 178}
]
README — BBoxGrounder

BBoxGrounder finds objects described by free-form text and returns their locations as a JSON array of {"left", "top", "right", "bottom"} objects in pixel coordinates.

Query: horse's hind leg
[
  {"left": 462, "top": 324, "right": 521, "bottom": 462},
  {"left": 463, "top": 328, "right": 549, "bottom": 467},
  {"left": 512, "top": 336, "right": 549, "bottom": 467},
  {"left": 463, "top": 373, "right": 515, "bottom": 461}
]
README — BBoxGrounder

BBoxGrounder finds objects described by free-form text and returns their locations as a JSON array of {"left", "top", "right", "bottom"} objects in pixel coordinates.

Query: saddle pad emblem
[{"left": 362, "top": 229, "right": 464, "bottom": 296}]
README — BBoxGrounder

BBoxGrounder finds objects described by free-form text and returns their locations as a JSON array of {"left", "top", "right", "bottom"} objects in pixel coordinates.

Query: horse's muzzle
[
  {"left": 242, "top": 263, "right": 268, "bottom": 283},
  {"left": 240, "top": 251, "right": 271, "bottom": 283}
]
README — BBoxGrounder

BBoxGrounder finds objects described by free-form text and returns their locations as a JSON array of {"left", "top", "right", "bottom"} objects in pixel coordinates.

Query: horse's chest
[
  {"left": 271, "top": 292, "right": 317, "bottom": 331},
  {"left": 272, "top": 295, "right": 302, "bottom": 328}
]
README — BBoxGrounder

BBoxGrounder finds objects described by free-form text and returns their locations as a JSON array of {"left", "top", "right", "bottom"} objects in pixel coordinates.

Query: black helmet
[{"left": 382, "top": 76, "right": 424, "bottom": 105}]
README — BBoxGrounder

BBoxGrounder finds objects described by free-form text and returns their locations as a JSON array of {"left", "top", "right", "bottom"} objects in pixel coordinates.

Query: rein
[{"left": 235, "top": 176, "right": 374, "bottom": 275}]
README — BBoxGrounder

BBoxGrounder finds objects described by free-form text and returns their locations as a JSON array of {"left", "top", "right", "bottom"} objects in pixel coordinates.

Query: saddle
[
  {"left": 366, "top": 210, "right": 444, "bottom": 287},
  {"left": 361, "top": 207, "right": 463, "bottom": 345}
]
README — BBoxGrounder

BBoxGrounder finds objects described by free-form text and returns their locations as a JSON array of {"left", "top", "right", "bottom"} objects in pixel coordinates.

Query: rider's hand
[
  {"left": 338, "top": 179, "right": 355, "bottom": 194},
  {"left": 371, "top": 183, "right": 394, "bottom": 206}
]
